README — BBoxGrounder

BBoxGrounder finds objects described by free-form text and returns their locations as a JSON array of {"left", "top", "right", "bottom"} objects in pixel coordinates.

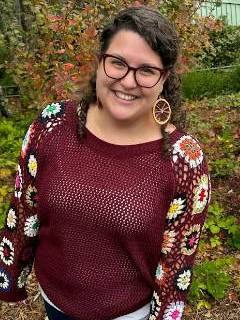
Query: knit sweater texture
[{"left": 0, "top": 100, "right": 211, "bottom": 320}]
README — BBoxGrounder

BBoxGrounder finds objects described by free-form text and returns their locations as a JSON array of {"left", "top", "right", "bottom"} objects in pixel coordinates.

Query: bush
[
  {"left": 182, "top": 65, "right": 240, "bottom": 100},
  {"left": 195, "top": 22, "right": 240, "bottom": 68},
  {"left": 0, "top": 1, "right": 222, "bottom": 108},
  {"left": 189, "top": 257, "right": 234, "bottom": 304}
]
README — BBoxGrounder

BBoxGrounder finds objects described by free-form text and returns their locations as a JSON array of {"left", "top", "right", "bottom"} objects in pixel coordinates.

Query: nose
[{"left": 119, "top": 69, "right": 138, "bottom": 88}]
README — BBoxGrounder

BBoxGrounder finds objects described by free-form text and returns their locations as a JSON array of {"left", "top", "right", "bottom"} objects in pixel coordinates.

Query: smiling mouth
[{"left": 113, "top": 90, "right": 138, "bottom": 101}]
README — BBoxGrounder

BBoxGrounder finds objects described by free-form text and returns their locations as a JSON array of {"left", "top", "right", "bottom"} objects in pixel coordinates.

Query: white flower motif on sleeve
[
  {"left": 172, "top": 135, "right": 203, "bottom": 168},
  {"left": 167, "top": 195, "right": 186, "bottom": 221},
  {"left": 149, "top": 291, "right": 161, "bottom": 320},
  {"left": 14, "top": 165, "right": 23, "bottom": 199},
  {"left": 24, "top": 215, "right": 40, "bottom": 237},
  {"left": 163, "top": 301, "right": 184, "bottom": 320},
  {"left": 0, "top": 237, "right": 14, "bottom": 266},
  {"left": 0, "top": 268, "right": 12, "bottom": 292},
  {"left": 27, "top": 154, "right": 38, "bottom": 178},
  {"left": 6, "top": 208, "right": 17, "bottom": 230},
  {"left": 174, "top": 267, "right": 192, "bottom": 291},
  {"left": 192, "top": 174, "right": 209, "bottom": 215},
  {"left": 41, "top": 102, "right": 62, "bottom": 119}
]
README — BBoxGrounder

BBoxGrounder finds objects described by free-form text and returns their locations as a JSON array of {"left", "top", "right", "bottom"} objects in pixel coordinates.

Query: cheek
[
  {"left": 96, "top": 69, "right": 113, "bottom": 94},
  {"left": 144, "top": 85, "right": 163, "bottom": 103}
]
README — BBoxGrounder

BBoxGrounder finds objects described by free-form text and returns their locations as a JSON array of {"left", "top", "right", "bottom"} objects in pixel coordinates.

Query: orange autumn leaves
[{"left": 5, "top": 0, "right": 222, "bottom": 107}]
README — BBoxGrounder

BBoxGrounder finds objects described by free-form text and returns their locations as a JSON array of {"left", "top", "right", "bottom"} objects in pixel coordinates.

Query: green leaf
[
  {"left": 196, "top": 300, "right": 211, "bottom": 310},
  {"left": 210, "top": 225, "right": 220, "bottom": 234},
  {"left": 231, "top": 230, "right": 240, "bottom": 249},
  {"left": 210, "top": 236, "right": 221, "bottom": 248}
]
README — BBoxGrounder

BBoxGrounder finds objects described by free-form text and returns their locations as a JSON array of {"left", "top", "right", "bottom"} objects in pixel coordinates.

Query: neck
[{"left": 86, "top": 104, "right": 163, "bottom": 145}]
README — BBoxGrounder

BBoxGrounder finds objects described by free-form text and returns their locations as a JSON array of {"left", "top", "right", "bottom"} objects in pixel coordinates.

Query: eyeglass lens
[{"left": 104, "top": 55, "right": 162, "bottom": 88}]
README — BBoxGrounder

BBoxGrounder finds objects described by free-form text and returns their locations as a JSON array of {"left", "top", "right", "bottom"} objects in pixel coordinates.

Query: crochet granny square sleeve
[{"left": 149, "top": 135, "right": 211, "bottom": 320}]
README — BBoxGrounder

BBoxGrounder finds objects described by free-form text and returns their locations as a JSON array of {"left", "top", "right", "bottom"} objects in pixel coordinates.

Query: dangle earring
[{"left": 152, "top": 97, "right": 171, "bottom": 125}]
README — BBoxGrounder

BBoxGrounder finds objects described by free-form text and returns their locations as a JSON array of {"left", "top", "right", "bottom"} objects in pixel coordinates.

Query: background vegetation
[{"left": 0, "top": 1, "right": 239, "bottom": 319}]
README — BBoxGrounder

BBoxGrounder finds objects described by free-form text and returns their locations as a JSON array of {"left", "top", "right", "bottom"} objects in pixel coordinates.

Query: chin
[{"left": 109, "top": 108, "right": 136, "bottom": 122}]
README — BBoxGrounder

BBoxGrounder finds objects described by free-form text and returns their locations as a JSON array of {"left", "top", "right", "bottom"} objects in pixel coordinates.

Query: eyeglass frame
[{"left": 101, "top": 53, "right": 166, "bottom": 88}]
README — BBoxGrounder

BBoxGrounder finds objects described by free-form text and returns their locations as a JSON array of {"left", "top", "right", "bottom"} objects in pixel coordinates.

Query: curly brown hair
[{"left": 77, "top": 6, "right": 185, "bottom": 155}]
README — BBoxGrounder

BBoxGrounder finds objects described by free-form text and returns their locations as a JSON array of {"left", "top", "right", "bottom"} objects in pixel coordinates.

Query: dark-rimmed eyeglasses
[{"left": 102, "top": 54, "right": 166, "bottom": 88}]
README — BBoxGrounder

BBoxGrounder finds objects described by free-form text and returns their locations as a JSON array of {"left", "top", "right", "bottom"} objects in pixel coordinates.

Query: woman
[{"left": 0, "top": 6, "right": 210, "bottom": 320}]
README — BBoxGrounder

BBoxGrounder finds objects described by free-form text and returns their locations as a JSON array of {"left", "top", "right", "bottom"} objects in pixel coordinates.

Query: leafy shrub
[
  {"left": 0, "top": 0, "right": 222, "bottom": 108},
  {"left": 196, "top": 22, "right": 240, "bottom": 68},
  {"left": 210, "top": 158, "right": 238, "bottom": 178},
  {"left": 0, "top": 111, "right": 36, "bottom": 227},
  {"left": 204, "top": 201, "right": 240, "bottom": 249},
  {"left": 182, "top": 66, "right": 240, "bottom": 100},
  {"left": 230, "top": 65, "right": 240, "bottom": 92},
  {"left": 189, "top": 257, "right": 234, "bottom": 304}
]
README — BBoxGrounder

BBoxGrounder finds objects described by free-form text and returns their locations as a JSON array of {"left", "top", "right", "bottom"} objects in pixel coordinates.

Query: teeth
[{"left": 115, "top": 91, "right": 136, "bottom": 101}]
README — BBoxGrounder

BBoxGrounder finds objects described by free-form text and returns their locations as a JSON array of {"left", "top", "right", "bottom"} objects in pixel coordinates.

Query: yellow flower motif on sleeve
[
  {"left": 27, "top": 154, "right": 37, "bottom": 178},
  {"left": 167, "top": 195, "right": 186, "bottom": 221}
]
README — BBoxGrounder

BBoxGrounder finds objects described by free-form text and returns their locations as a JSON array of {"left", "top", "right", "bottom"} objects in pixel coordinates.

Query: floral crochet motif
[
  {"left": 15, "top": 165, "right": 23, "bottom": 199},
  {"left": 167, "top": 194, "right": 186, "bottom": 221},
  {"left": 40, "top": 102, "right": 65, "bottom": 123},
  {"left": 172, "top": 135, "right": 203, "bottom": 168},
  {"left": 192, "top": 174, "right": 209, "bottom": 215},
  {"left": 6, "top": 208, "right": 17, "bottom": 230},
  {"left": 174, "top": 267, "right": 192, "bottom": 291},
  {"left": 25, "top": 185, "right": 38, "bottom": 207},
  {"left": 0, "top": 237, "right": 14, "bottom": 266},
  {"left": 155, "top": 262, "right": 168, "bottom": 286},
  {"left": 24, "top": 215, "right": 40, "bottom": 237},
  {"left": 163, "top": 301, "right": 184, "bottom": 320},
  {"left": 161, "top": 230, "right": 176, "bottom": 255},
  {"left": 0, "top": 268, "right": 12, "bottom": 292},
  {"left": 149, "top": 291, "right": 161, "bottom": 320},
  {"left": 27, "top": 154, "right": 38, "bottom": 178},
  {"left": 181, "top": 225, "right": 201, "bottom": 256}
]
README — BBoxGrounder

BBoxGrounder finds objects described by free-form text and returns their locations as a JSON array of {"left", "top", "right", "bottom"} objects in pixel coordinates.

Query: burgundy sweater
[{"left": 0, "top": 100, "right": 210, "bottom": 320}]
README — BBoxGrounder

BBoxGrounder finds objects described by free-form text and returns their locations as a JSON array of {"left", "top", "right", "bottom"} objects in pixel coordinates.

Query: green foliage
[
  {"left": 230, "top": 65, "right": 240, "bottom": 92},
  {"left": 0, "top": 118, "right": 27, "bottom": 169},
  {"left": 182, "top": 66, "right": 240, "bottom": 100},
  {"left": 0, "top": 111, "right": 35, "bottom": 226},
  {"left": 196, "top": 21, "right": 240, "bottom": 68},
  {"left": 205, "top": 201, "right": 240, "bottom": 249},
  {"left": 0, "top": 0, "right": 222, "bottom": 107},
  {"left": 189, "top": 257, "right": 234, "bottom": 304},
  {"left": 210, "top": 158, "right": 237, "bottom": 178}
]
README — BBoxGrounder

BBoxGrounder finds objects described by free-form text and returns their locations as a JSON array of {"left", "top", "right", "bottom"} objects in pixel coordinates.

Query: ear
[
  {"left": 97, "top": 53, "right": 103, "bottom": 65},
  {"left": 96, "top": 54, "right": 103, "bottom": 73},
  {"left": 162, "top": 70, "right": 170, "bottom": 84}
]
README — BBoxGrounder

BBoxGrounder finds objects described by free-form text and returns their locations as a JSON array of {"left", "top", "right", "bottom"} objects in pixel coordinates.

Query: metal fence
[{"left": 200, "top": 0, "right": 240, "bottom": 25}]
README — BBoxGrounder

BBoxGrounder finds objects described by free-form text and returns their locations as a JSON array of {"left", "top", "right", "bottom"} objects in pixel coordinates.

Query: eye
[
  {"left": 139, "top": 67, "right": 156, "bottom": 76},
  {"left": 109, "top": 58, "right": 126, "bottom": 69}
]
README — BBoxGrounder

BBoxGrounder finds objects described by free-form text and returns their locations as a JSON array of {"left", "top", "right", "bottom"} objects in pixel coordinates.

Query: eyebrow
[{"left": 110, "top": 53, "right": 163, "bottom": 69}]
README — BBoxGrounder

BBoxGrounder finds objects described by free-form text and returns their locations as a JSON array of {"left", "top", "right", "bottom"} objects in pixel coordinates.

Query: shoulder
[
  {"left": 37, "top": 100, "right": 77, "bottom": 126},
  {"left": 171, "top": 130, "right": 206, "bottom": 170},
  {"left": 21, "top": 100, "right": 77, "bottom": 157},
  {"left": 170, "top": 131, "right": 211, "bottom": 205}
]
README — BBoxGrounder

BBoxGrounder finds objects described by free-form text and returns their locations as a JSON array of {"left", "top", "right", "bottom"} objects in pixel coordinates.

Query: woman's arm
[{"left": 149, "top": 134, "right": 211, "bottom": 320}]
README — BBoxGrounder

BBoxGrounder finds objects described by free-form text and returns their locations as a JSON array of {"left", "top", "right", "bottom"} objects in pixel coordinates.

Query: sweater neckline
[{"left": 84, "top": 126, "right": 179, "bottom": 156}]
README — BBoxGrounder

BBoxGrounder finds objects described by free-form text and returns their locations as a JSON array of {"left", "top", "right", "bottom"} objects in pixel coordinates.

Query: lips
[{"left": 113, "top": 90, "right": 138, "bottom": 102}]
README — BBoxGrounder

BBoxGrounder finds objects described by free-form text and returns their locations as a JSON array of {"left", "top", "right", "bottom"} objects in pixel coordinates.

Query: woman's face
[{"left": 96, "top": 30, "right": 168, "bottom": 124}]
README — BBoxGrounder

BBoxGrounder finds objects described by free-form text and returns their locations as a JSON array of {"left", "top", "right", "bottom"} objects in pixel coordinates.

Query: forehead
[{"left": 106, "top": 30, "right": 163, "bottom": 67}]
